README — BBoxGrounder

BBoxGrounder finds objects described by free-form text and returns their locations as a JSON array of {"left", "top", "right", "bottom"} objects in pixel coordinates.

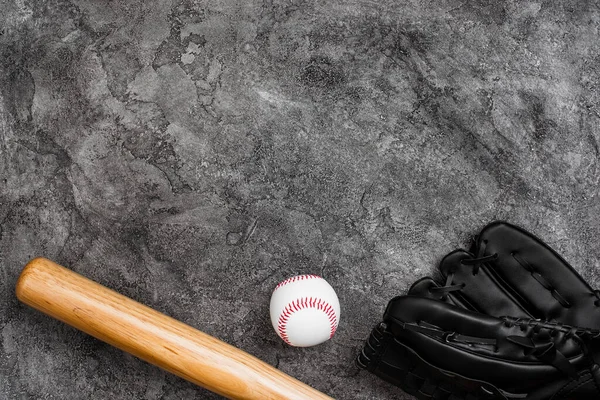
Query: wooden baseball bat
[{"left": 15, "top": 257, "right": 334, "bottom": 400}]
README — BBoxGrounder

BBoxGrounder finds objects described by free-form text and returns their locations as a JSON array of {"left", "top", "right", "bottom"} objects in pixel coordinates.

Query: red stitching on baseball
[
  {"left": 274, "top": 275, "right": 321, "bottom": 291},
  {"left": 277, "top": 296, "right": 339, "bottom": 345}
]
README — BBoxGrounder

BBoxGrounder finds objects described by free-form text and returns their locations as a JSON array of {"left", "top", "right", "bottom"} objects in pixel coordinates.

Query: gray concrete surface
[{"left": 2, "top": 0, "right": 600, "bottom": 399}]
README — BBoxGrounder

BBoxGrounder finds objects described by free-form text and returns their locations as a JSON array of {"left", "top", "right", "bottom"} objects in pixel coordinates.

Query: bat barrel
[{"left": 16, "top": 257, "right": 333, "bottom": 400}]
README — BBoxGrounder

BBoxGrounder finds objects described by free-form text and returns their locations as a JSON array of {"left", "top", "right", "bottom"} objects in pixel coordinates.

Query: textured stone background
[{"left": 2, "top": 0, "right": 600, "bottom": 399}]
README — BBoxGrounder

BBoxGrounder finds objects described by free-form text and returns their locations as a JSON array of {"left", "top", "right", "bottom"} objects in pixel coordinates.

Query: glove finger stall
[{"left": 472, "top": 221, "right": 600, "bottom": 328}]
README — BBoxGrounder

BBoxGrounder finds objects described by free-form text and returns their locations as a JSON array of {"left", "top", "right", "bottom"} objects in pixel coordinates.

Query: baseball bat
[{"left": 15, "top": 257, "right": 334, "bottom": 400}]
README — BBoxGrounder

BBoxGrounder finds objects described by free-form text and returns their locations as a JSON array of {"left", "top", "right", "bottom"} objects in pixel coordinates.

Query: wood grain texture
[{"left": 15, "top": 258, "right": 333, "bottom": 400}]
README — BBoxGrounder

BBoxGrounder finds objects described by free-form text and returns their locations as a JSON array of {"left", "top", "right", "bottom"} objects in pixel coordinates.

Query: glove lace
[
  {"left": 502, "top": 317, "right": 600, "bottom": 380},
  {"left": 460, "top": 253, "right": 498, "bottom": 275},
  {"left": 593, "top": 290, "right": 600, "bottom": 307},
  {"left": 428, "top": 273, "right": 465, "bottom": 299},
  {"left": 506, "top": 334, "right": 580, "bottom": 379},
  {"left": 503, "top": 316, "right": 600, "bottom": 339},
  {"left": 430, "top": 253, "right": 499, "bottom": 300}
]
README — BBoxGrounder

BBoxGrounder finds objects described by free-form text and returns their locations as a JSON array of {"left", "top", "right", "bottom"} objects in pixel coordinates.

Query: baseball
[{"left": 270, "top": 275, "right": 341, "bottom": 347}]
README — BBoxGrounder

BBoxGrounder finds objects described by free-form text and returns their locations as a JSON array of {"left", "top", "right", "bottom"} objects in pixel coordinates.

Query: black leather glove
[{"left": 358, "top": 221, "right": 600, "bottom": 399}]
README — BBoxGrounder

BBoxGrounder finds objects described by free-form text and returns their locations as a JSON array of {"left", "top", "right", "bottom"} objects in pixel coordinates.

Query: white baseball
[{"left": 270, "top": 275, "right": 341, "bottom": 347}]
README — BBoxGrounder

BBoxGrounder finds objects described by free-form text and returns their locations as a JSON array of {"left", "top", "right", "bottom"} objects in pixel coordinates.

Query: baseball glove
[{"left": 357, "top": 221, "right": 600, "bottom": 399}]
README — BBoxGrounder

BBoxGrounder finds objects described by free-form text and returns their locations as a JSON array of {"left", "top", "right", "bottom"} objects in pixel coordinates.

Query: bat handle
[{"left": 16, "top": 258, "right": 334, "bottom": 400}]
